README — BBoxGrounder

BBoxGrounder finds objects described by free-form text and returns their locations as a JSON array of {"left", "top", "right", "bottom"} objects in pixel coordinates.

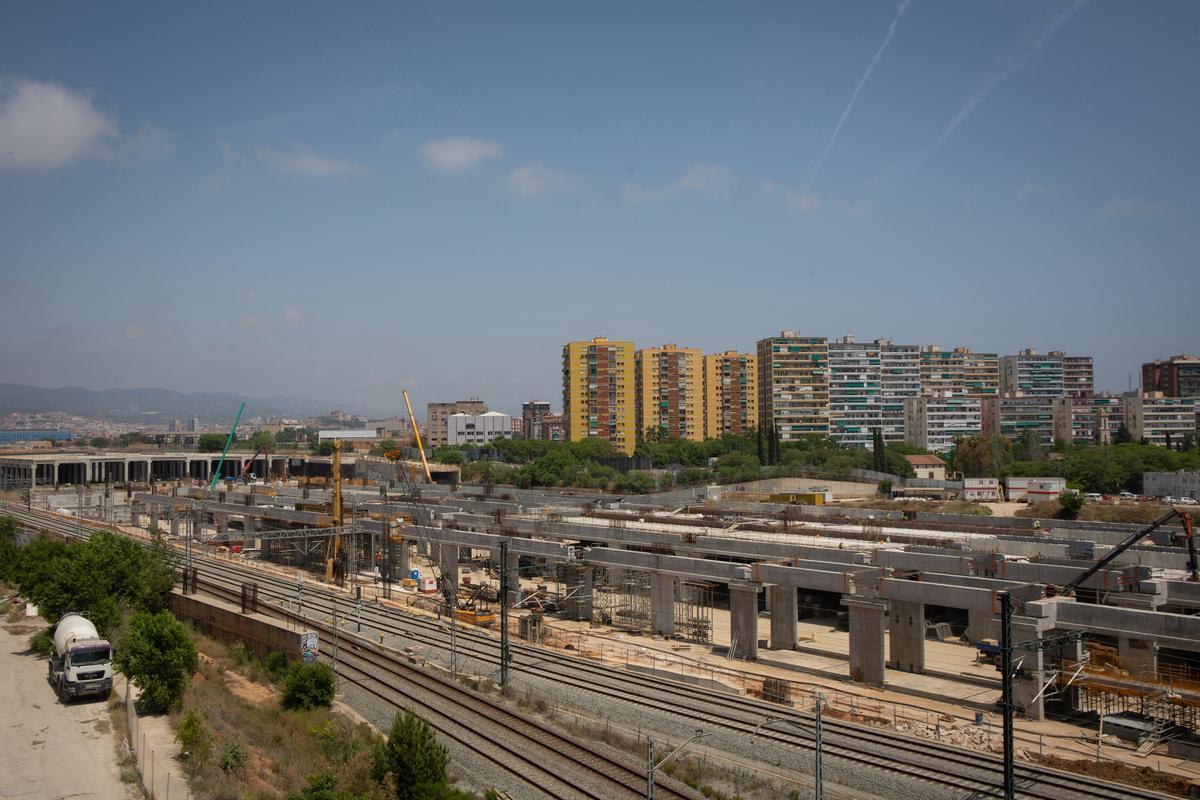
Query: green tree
[
  {"left": 89, "top": 436, "right": 111, "bottom": 448},
  {"left": 871, "top": 429, "right": 887, "bottom": 473},
  {"left": 288, "top": 772, "right": 370, "bottom": 800},
  {"left": 1057, "top": 491, "right": 1085, "bottom": 520},
  {"left": 372, "top": 711, "right": 451, "bottom": 800},
  {"left": 197, "top": 433, "right": 227, "bottom": 453},
  {"left": 281, "top": 661, "right": 336, "bottom": 710},
  {"left": 756, "top": 426, "right": 766, "bottom": 466},
  {"left": 115, "top": 611, "right": 198, "bottom": 713},
  {"left": 1114, "top": 423, "right": 1133, "bottom": 445},
  {"left": 175, "top": 708, "right": 214, "bottom": 768},
  {"left": 249, "top": 430, "right": 275, "bottom": 451},
  {"left": 0, "top": 515, "right": 20, "bottom": 582},
  {"left": 312, "top": 441, "right": 335, "bottom": 456},
  {"left": 430, "top": 447, "right": 465, "bottom": 465}
]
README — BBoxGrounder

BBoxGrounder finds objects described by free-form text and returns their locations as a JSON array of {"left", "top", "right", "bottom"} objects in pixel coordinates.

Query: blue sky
[{"left": 2, "top": 1, "right": 1197, "bottom": 415}]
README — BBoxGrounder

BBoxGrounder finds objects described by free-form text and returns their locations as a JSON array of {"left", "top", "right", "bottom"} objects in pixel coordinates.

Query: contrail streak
[
  {"left": 806, "top": 0, "right": 911, "bottom": 191},
  {"left": 932, "top": 0, "right": 1085, "bottom": 152}
]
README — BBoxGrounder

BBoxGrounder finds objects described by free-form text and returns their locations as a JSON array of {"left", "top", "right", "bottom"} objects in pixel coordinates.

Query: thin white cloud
[
  {"left": 507, "top": 162, "right": 572, "bottom": 196},
  {"left": 204, "top": 141, "right": 240, "bottom": 191},
  {"left": 1097, "top": 195, "right": 1168, "bottom": 218},
  {"left": 417, "top": 136, "right": 502, "bottom": 171},
  {"left": 761, "top": 178, "right": 822, "bottom": 212},
  {"left": 281, "top": 306, "right": 304, "bottom": 326},
  {"left": 807, "top": 0, "right": 911, "bottom": 191},
  {"left": 932, "top": 0, "right": 1086, "bottom": 153},
  {"left": 105, "top": 123, "right": 175, "bottom": 165},
  {"left": 0, "top": 78, "right": 117, "bottom": 170},
  {"left": 254, "top": 145, "right": 366, "bottom": 177},
  {"left": 623, "top": 162, "right": 734, "bottom": 204}
]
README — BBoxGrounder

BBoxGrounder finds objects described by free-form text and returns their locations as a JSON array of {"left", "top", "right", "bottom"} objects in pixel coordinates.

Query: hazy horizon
[{"left": 3, "top": 2, "right": 1197, "bottom": 416}]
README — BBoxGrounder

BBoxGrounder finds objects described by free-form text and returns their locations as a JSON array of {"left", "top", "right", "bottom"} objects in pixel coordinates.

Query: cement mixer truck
[{"left": 49, "top": 613, "right": 113, "bottom": 701}]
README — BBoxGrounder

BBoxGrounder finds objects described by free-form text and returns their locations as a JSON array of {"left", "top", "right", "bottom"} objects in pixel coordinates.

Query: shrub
[
  {"left": 219, "top": 738, "right": 248, "bottom": 773},
  {"left": 176, "top": 709, "right": 213, "bottom": 767},
  {"left": 115, "top": 611, "right": 198, "bottom": 713},
  {"left": 1057, "top": 491, "right": 1085, "bottom": 520},
  {"left": 28, "top": 629, "right": 53, "bottom": 656},
  {"left": 281, "top": 661, "right": 335, "bottom": 710},
  {"left": 372, "top": 711, "right": 451, "bottom": 800},
  {"left": 265, "top": 650, "right": 288, "bottom": 680},
  {"left": 229, "top": 641, "right": 249, "bottom": 666}
]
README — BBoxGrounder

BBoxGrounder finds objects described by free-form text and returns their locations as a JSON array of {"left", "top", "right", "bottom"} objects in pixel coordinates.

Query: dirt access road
[{"left": 0, "top": 620, "right": 134, "bottom": 800}]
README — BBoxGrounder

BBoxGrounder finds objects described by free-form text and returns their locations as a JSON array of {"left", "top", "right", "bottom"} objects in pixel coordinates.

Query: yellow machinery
[{"left": 324, "top": 440, "right": 343, "bottom": 582}]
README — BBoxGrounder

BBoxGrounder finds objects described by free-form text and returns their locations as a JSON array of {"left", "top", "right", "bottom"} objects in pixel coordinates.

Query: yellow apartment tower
[
  {"left": 562, "top": 337, "right": 636, "bottom": 454},
  {"left": 703, "top": 351, "right": 758, "bottom": 439},
  {"left": 635, "top": 344, "right": 704, "bottom": 442}
]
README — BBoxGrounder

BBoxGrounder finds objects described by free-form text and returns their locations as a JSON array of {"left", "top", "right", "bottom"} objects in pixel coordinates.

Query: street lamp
[
  {"left": 754, "top": 692, "right": 825, "bottom": 800},
  {"left": 646, "top": 729, "right": 709, "bottom": 800}
]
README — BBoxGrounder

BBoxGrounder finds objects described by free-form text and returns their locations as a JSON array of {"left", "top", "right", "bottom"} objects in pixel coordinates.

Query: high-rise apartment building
[
  {"left": 920, "top": 346, "right": 965, "bottom": 397},
  {"left": 1051, "top": 398, "right": 1097, "bottom": 445},
  {"left": 1125, "top": 393, "right": 1198, "bottom": 448},
  {"left": 878, "top": 340, "right": 921, "bottom": 443},
  {"left": 982, "top": 395, "right": 1056, "bottom": 447},
  {"left": 827, "top": 337, "right": 882, "bottom": 448},
  {"left": 904, "top": 395, "right": 981, "bottom": 453},
  {"left": 521, "top": 400, "right": 552, "bottom": 440},
  {"left": 1092, "top": 394, "right": 1125, "bottom": 445},
  {"left": 635, "top": 344, "right": 704, "bottom": 442},
  {"left": 1060, "top": 354, "right": 1095, "bottom": 399},
  {"left": 187, "top": 417, "right": 200, "bottom": 432},
  {"left": 1142, "top": 355, "right": 1200, "bottom": 398},
  {"left": 703, "top": 351, "right": 758, "bottom": 439},
  {"left": 426, "top": 399, "right": 488, "bottom": 447},
  {"left": 1000, "top": 349, "right": 1065, "bottom": 397},
  {"left": 957, "top": 349, "right": 1000, "bottom": 398},
  {"left": 757, "top": 332, "right": 829, "bottom": 440},
  {"left": 562, "top": 337, "right": 636, "bottom": 454}
]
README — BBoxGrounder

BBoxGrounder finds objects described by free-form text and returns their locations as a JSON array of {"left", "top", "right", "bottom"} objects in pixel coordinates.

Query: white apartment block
[
  {"left": 827, "top": 337, "right": 882, "bottom": 448},
  {"left": 1125, "top": 393, "right": 1197, "bottom": 448},
  {"left": 446, "top": 411, "right": 514, "bottom": 446},
  {"left": 1000, "top": 349, "right": 1064, "bottom": 397},
  {"left": 903, "top": 394, "right": 982, "bottom": 453},
  {"left": 878, "top": 340, "right": 921, "bottom": 443}
]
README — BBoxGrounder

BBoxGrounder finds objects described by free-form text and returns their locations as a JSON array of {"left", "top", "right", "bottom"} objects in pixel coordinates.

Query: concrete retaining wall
[{"left": 170, "top": 590, "right": 302, "bottom": 661}]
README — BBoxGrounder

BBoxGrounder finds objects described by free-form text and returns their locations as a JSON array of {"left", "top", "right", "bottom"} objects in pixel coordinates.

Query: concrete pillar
[
  {"left": 216, "top": 513, "right": 228, "bottom": 537},
  {"left": 148, "top": 508, "right": 159, "bottom": 531},
  {"left": 170, "top": 515, "right": 181, "bottom": 538},
  {"left": 966, "top": 607, "right": 1000, "bottom": 643},
  {"left": 729, "top": 585, "right": 760, "bottom": 661},
  {"left": 397, "top": 540, "right": 411, "bottom": 578},
  {"left": 768, "top": 584, "right": 797, "bottom": 651},
  {"left": 244, "top": 515, "right": 257, "bottom": 549},
  {"left": 845, "top": 597, "right": 887, "bottom": 685},
  {"left": 1012, "top": 618, "right": 1047, "bottom": 720},
  {"left": 650, "top": 573, "right": 676, "bottom": 638},
  {"left": 1119, "top": 636, "right": 1159, "bottom": 681},
  {"left": 506, "top": 550, "right": 520, "bottom": 605},
  {"left": 565, "top": 566, "right": 594, "bottom": 621},
  {"left": 439, "top": 543, "right": 460, "bottom": 599},
  {"left": 888, "top": 600, "right": 925, "bottom": 674}
]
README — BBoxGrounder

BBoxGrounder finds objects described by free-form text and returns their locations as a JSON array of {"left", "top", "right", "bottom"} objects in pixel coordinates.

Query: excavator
[{"left": 240, "top": 445, "right": 268, "bottom": 482}]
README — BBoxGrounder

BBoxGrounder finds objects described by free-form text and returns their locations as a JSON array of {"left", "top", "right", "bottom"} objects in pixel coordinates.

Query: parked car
[{"left": 1083, "top": 493, "right": 1102, "bottom": 502}]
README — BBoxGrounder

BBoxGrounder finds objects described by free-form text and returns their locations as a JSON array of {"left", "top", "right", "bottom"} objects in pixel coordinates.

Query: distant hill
[{"left": 0, "top": 383, "right": 389, "bottom": 424}]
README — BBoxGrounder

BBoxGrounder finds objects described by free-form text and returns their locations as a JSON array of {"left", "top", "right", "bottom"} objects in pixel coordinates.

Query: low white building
[
  {"left": 318, "top": 429, "right": 376, "bottom": 442},
  {"left": 962, "top": 478, "right": 1001, "bottom": 502},
  {"left": 1144, "top": 471, "right": 1200, "bottom": 501},
  {"left": 447, "top": 411, "right": 513, "bottom": 446},
  {"left": 1006, "top": 476, "right": 1067, "bottom": 502}
]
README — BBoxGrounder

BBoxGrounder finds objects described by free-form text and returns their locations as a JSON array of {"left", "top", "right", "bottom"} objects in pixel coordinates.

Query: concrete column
[
  {"left": 439, "top": 543, "right": 460, "bottom": 598},
  {"left": 506, "top": 550, "right": 520, "bottom": 606},
  {"left": 650, "top": 573, "right": 676, "bottom": 638},
  {"left": 148, "top": 508, "right": 159, "bottom": 531},
  {"left": 1012, "top": 618, "right": 1047, "bottom": 721},
  {"left": 170, "top": 515, "right": 181, "bottom": 538},
  {"left": 244, "top": 515, "right": 257, "bottom": 549},
  {"left": 730, "top": 585, "right": 760, "bottom": 661},
  {"left": 888, "top": 600, "right": 925, "bottom": 674},
  {"left": 216, "top": 513, "right": 228, "bottom": 537},
  {"left": 966, "top": 607, "right": 1000, "bottom": 643},
  {"left": 397, "top": 540, "right": 411, "bottom": 578},
  {"left": 1119, "top": 636, "right": 1159, "bottom": 681},
  {"left": 565, "top": 566, "right": 594, "bottom": 621},
  {"left": 845, "top": 597, "right": 887, "bottom": 685},
  {"left": 768, "top": 584, "right": 797, "bottom": 651}
]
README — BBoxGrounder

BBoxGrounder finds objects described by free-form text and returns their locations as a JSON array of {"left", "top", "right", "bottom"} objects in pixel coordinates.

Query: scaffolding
[
  {"left": 675, "top": 582, "right": 714, "bottom": 644},
  {"left": 604, "top": 571, "right": 652, "bottom": 631}
]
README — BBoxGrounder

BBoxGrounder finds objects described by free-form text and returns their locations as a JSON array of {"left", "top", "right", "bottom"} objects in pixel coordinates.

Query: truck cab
[{"left": 50, "top": 614, "right": 114, "bottom": 701}]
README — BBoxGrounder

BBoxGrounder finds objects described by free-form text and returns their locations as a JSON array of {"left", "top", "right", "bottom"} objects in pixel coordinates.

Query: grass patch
[
  {"left": 175, "top": 633, "right": 386, "bottom": 800},
  {"left": 1015, "top": 500, "right": 1173, "bottom": 524}
]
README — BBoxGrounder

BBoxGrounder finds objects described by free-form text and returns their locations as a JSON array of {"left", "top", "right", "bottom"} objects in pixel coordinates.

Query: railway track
[{"left": 5, "top": 504, "right": 1182, "bottom": 800}]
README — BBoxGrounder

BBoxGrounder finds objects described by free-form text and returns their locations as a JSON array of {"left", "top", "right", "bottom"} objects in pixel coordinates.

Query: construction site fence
[{"left": 124, "top": 682, "right": 193, "bottom": 800}]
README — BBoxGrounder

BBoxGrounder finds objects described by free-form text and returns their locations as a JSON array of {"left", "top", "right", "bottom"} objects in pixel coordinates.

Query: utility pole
[
  {"left": 814, "top": 693, "right": 824, "bottom": 800},
  {"left": 646, "top": 730, "right": 709, "bottom": 800},
  {"left": 500, "top": 539, "right": 511, "bottom": 689},
  {"left": 1000, "top": 591, "right": 1014, "bottom": 800}
]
